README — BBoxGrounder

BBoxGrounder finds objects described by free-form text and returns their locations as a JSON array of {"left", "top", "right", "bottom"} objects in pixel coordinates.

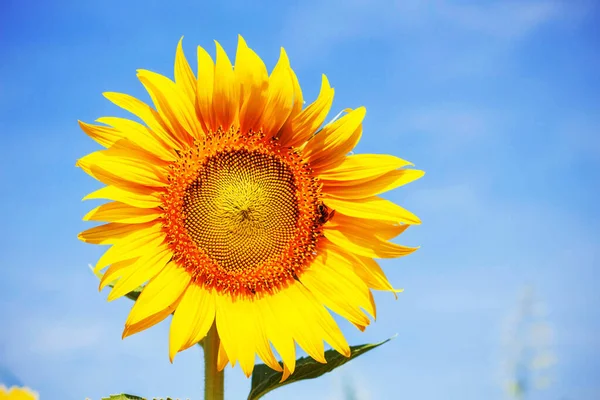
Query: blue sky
[{"left": 1, "top": 0, "right": 599, "bottom": 399}]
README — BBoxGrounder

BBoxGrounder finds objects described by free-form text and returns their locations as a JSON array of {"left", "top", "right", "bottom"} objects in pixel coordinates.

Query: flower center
[
  {"left": 162, "top": 130, "right": 323, "bottom": 297},
  {"left": 183, "top": 149, "right": 299, "bottom": 274}
]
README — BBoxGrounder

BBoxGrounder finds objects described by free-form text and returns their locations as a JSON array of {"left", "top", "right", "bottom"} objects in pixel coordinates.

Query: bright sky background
[{"left": 1, "top": 0, "right": 599, "bottom": 399}]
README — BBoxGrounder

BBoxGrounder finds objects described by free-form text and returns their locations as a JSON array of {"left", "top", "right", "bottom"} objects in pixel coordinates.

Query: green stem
[{"left": 204, "top": 323, "right": 224, "bottom": 400}]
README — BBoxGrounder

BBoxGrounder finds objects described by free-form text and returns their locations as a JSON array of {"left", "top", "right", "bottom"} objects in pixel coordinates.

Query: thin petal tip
[
  {"left": 321, "top": 74, "right": 331, "bottom": 89},
  {"left": 106, "top": 293, "right": 118, "bottom": 302},
  {"left": 169, "top": 340, "right": 179, "bottom": 363},
  {"left": 82, "top": 209, "right": 93, "bottom": 221},
  {"left": 214, "top": 40, "right": 225, "bottom": 51},
  {"left": 278, "top": 47, "right": 290, "bottom": 65},
  {"left": 122, "top": 326, "right": 131, "bottom": 339},
  {"left": 341, "top": 347, "right": 351, "bottom": 358}
]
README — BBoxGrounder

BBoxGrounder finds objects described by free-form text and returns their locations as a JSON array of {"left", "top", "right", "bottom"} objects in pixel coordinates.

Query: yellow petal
[
  {"left": 368, "top": 291, "right": 377, "bottom": 320},
  {"left": 324, "top": 224, "right": 418, "bottom": 259},
  {"left": 215, "top": 295, "right": 257, "bottom": 376},
  {"left": 78, "top": 221, "right": 156, "bottom": 245},
  {"left": 235, "top": 35, "right": 269, "bottom": 133},
  {"left": 125, "top": 261, "right": 191, "bottom": 326},
  {"left": 174, "top": 37, "right": 197, "bottom": 104},
  {"left": 271, "top": 285, "right": 326, "bottom": 364},
  {"left": 327, "top": 213, "right": 409, "bottom": 241},
  {"left": 214, "top": 292, "right": 282, "bottom": 372},
  {"left": 258, "top": 294, "right": 297, "bottom": 375},
  {"left": 83, "top": 201, "right": 162, "bottom": 224},
  {"left": 318, "top": 154, "right": 413, "bottom": 181},
  {"left": 252, "top": 306, "right": 283, "bottom": 372},
  {"left": 94, "top": 223, "right": 165, "bottom": 271},
  {"left": 324, "top": 196, "right": 421, "bottom": 225},
  {"left": 96, "top": 117, "right": 176, "bottom": 161},
  {"left": 137, "top": 69, "right": 201, "bottom": 142},
  {"left": 77, "top": 140, "right": 168, "bottom": 189},
  {"left": 279, "top": 74, "right": 334, "bottom": 148},
  {"left": 82, "top": 136, "right": 170, "bottom": 171},
  {"left": 196, "top": 45, "right": 216, "bottom": 133},
  {"left": 324, "top": 169, "right": 425, "bottom": 199},
  {"left": 78, "top": 120, "right": 122, "bottom": 147},
  {"left": 286, "top": 283, "right": 350, "bottom": 358},
  {"left": 277, "top": 67, "right": 305, "bottom": 142},
  {"left": 281, "top": 363, "right": 293, "bottom": 382},
  {"left": 169, "top": 284, "right": 216, "bottom": 361},
  {"left": 78, "top": 161, "right": 165, "bottom": 193},
  {"left": 122, "top": 301, "right": 178, "bottom": 339},
  {"left": 107, "top": 243, "right": 172, "bottom": 301},
  {"left": 83, "top": 185, "right": 162, "bottom": 209},
  {"left": 301, "top": 249, "right": 373, "bottom": 326},
  {"left": 99, "top": 259, "right": 138, "bottom": 290},
  {"left": 103, "top": 91, "right": 180, "bottom": 151},
  {"left": 288, "top": 67, "right": 304, "bottom": 118},
  {"left": 303, "top": 107, "right": 365, "bottom": 171},
  {"left": 348, "top": 252, "right": 402, "bottom": 297},
  {"left": 261, "top": 48, "right": 294, "bottom": 137},
  {"left": 213, "top": 41, "right": 239, "bottom": 130},
  {"left": 80, "top": 174, "right": 159, "bottom": 201},
  {"left": 217, "top": 340, "right": 229, "bottom": 371}
]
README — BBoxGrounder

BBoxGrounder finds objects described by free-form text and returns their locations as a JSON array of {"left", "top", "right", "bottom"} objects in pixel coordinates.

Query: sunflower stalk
[{"left": 204, "top": 323, "right": 224, "bottom": 400}]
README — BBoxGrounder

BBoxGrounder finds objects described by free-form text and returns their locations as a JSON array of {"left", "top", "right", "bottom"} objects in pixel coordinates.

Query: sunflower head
[{"left": 78, "top": 35, "right": 423, "bottom": 378}]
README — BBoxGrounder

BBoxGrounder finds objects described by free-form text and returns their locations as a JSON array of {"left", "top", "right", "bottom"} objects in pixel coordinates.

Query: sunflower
[
  {"left": 78, "top": 36, "right": 423, "bottom": 378},
  {"left": 0, "top": 385, "right": 38, "bottom": 400}
]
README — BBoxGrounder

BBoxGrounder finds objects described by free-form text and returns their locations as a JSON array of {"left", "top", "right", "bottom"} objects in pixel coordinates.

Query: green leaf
[
  {"left": 247, "top": 337, "right": 394, "bottom": 400},
  {"left": 101, "top": 395, "right": 145, "bottom": 400},
  {"left": 100, "top": 395, "right": 179, "bottom": 400}
]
